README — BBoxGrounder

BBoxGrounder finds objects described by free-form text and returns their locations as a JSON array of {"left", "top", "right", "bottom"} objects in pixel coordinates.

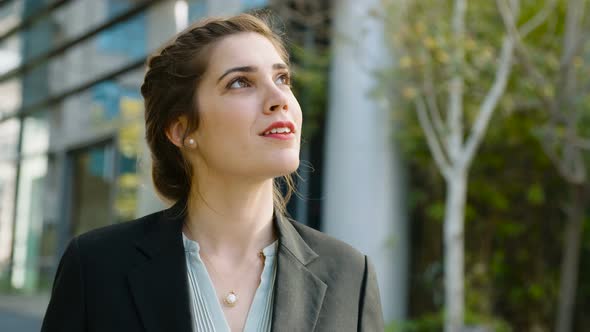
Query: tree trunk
[
  {"left": 555, "top": 183, "right": 587, "bottom": 332},
  {"left": 444, "top": 170, "right": 467, "bottom": 332}
]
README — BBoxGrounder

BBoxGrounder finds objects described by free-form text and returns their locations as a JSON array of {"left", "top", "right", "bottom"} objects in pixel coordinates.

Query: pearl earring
[{"left": 188, "top": 138, "right": 195, "bottom": 147}]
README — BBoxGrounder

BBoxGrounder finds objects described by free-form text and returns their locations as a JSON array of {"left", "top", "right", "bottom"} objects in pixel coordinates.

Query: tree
[
  {"left": 497, "top": 1, "right": 590, "bottom": 331},
  {"left": 381, "top": 1, "right": 527, "bottom": 330}
]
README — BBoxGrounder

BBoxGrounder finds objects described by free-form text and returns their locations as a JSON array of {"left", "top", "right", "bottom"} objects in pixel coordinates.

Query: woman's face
[{"left": 191, "top": 32, "right": 302, "bottom": 180}]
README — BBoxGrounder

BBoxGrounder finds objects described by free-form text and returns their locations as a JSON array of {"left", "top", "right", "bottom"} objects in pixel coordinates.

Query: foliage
[
  {"left": 380, "top": 0, "right": 590, "bottom": 330},
  {"left": 504, "top": 0, "right": 590, "bottom": 184},
  {"left": 400, "top": 107, "right": 569, "bottom": 330},
  {"left": 290, "top": 44, "right": 330, "bottom": 140},
  {"left": 386, "top": 309, "right": 511, "bottom": 332},
  {"left": 384, "top": 0, "right": 506, "bottom": 125}
]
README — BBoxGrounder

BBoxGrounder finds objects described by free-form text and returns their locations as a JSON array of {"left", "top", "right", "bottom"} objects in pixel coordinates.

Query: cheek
[
  {"left": 198, "top": 98, "right": 258, "bottom": 152},
  {"left": 203, "top": 94, "right": 252, "bottom": 125}
]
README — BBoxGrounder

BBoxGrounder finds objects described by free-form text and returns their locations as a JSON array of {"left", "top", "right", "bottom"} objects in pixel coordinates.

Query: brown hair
[{"left": 141, "top": 13, "right": 296, "bottom": 216}]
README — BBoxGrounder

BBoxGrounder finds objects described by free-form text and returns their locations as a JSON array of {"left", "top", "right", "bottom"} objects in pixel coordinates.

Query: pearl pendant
[{"left": 224, "top": 291, "right": 238, "bottom": 307}]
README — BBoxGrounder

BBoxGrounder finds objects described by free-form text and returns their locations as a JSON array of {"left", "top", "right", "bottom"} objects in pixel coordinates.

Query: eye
[
  {"left": 227, "top": 77, "right": 251, "bottom": 89},
  {"left": 275, "top": 73, "right": 291, "bottom": 86}
]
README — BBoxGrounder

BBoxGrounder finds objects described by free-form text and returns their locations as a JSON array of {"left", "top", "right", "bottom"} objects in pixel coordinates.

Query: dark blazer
[{"left": 41, "top": 201, "right": 384, "bottom": 332}]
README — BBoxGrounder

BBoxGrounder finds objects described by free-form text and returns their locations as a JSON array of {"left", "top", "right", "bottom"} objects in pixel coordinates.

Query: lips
[{"left": 259, "top": 121, "right": 296, "bottom": 136}]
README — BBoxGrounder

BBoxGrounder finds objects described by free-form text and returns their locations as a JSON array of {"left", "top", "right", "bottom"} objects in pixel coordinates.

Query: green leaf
[{"left": 526, "top": 183, "right": 546, "bottom": 205}]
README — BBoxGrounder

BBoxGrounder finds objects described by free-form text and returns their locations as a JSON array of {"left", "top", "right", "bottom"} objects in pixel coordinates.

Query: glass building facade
[
  {"left": 0, "top": 0, "right": 404, "bottom": 324},
  {"left": 0, "top": 0, "right": 279, "bottom": 294}
]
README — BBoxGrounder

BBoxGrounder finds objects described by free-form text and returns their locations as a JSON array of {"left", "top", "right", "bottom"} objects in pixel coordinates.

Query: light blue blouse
[{"left": 182, "top": 233, "right": 278, "bottom": 332}]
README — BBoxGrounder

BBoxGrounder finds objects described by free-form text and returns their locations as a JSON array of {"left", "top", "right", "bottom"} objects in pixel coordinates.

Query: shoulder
[
  {"left": 76, "top": 211, "right": 162, "bottom": 247},
  {"left": 282, "top": 219, "right": 380, "bottom": 324},
  {"left": 287, "top": 219, "right": 367, "bottom": 273},
  {"left": 68, "top": 210, "right": 165, "bottom": 266}
]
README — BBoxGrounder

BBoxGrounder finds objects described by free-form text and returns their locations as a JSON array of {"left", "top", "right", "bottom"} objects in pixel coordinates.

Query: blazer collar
[
  {"left": 273, "top": 211, "right": 318, "bottom": 265},
  {"left": 128, "top": 200, "right": 327, "bottom": 332},
  {"left": 271, "top": 211, "right": 327, "bottom": 332}
]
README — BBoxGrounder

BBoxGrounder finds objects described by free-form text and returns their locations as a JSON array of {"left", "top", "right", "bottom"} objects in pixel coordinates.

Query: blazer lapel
[
  {"left": 271, "top": 213, "right": 327, "bottom": 332},
  {"left": 125, "top": 203, "right": 326, "bottom": 332},
  {"left": 127, "top": 201, "right": 193, "bottom": 332}
]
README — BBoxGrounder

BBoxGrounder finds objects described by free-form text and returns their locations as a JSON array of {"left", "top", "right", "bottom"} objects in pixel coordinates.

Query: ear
[{"left": 165, "top": 116, "right": 191, "bottom": 148}]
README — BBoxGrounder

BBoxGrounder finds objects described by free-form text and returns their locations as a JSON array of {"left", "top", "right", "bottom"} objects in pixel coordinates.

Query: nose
[{"left": 263, "top": 83, "right": 289, "bottom": 114}]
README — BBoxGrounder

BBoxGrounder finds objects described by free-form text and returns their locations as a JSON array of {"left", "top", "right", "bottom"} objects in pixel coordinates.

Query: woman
[{"left": 41, "top": 13, "right": 384, "bottom": 332}]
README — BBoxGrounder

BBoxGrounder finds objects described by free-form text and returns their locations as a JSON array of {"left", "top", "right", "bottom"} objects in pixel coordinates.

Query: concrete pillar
[{"left": 322, "top": 0, "right": 408, "bottom": 323}]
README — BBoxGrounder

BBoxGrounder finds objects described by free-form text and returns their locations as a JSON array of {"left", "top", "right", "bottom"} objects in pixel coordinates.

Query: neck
[{"left": 183, "top": 175, "right": 277, "bottom": 261}]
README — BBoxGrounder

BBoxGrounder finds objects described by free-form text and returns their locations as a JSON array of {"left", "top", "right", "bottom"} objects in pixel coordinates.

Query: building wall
[
  {"left": 0, "top": 0, "right": 211, "bottom": 291},
  {"left": 0, "top": 0, "right": 407, "bottom": 323}
]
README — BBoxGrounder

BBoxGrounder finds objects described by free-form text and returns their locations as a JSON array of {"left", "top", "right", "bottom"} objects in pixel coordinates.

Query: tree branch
[
  {"left": 557, "top": 0, "right": 585, "bottom": 121},
  {"left": 520, "top": 0, "right": 558, "bottom": 37},
  {"left": 563, "top": 144, "right": 587, "bottom": 184},
  {"left": 496, "top": 0, "right": 557, "bottom": 114},
  {"left": 421, "top": 49, "right": 447, "bottom": 143},
  {"left": 539, "top": 128, "right": 563, "bottom": 167},
  {"left": 415, "top": 96, "right": 451, "bottom": 178},
  {"left": 560, "top": 0, "right": 585, "bottom": 69},
  {"left": 539, "top": 127, "right": 587, "bottom": 184},
  {"left": 462, "top": 34, "right": 515, "bottom": 167}
]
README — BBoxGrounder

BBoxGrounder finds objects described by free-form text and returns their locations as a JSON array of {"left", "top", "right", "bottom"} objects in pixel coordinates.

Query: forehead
[{"left": 206, "top": 32, "right": 286, "bottom": 74}]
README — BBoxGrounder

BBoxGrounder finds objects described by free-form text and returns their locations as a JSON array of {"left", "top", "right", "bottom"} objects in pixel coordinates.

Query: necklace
[
  {"left": 183, "top": 221, "right": 266, "bottom": 308},
  {"left": 200, "top": 253, "right": 264, "bottom": 307}
]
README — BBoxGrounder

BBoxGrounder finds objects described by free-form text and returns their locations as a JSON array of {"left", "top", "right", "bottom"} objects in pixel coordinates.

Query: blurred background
[{"left": 0, "top": 0, "right": 588, "bottom": 331}]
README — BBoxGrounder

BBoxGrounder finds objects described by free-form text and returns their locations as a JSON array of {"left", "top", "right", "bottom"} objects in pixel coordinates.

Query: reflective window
[
  {"left": 1, "top": 0, "right": 186, "bottom": 293},
  {"left": 0, "top": 78, "right": 22, "bottom": 115},
  {"left": 0, "top": 118, "right": 20, "bottom": 160},
  {"left": 0, "top": 1, "right": 24, "bottom": 36},
  {"left": 51, "top": 12, "right": 146, "bottom": 98},
  {"left": 47, "top": 68, "right": 144, "bottom": 149},
  {"left": 0, "top": 160, "right": 17, "bottom": 278},
  {"left": 97, "top": 2, "right": 147, "bottom": 59},
  {"left": 0, "top": 118, "right": 19, "bottom": 276},
  {"left": 70, "top": 142, "right": 116, "bottom": 236},
  {"left": 35, "top": 153, "right": 59, "bottom": 290},
  {"left": 11, "top": 154, "right": 48, "bottom": 290},
  {"left": 0, "top": 35, "right": 22, "bottom": 76},
  {"left": 20, "top": 6, "right": 54, "bottom": 62},
  {"left": 21, "top": 112, "right": 49, "bottom": 157},
  {"left": 59, "top": 68, "right": 144, "bottom": 229},
  {"left": 54, "top": 0, "right": 139, "bottom": 42},
  {"left": 0, "top": 1, "right": 178, "bottom": 113},
  {"left": 0, "top": 0, "right": 150, "bottom": 74},
  {"left": 114, "top": 95, "right": 142, "bottom": 222}
]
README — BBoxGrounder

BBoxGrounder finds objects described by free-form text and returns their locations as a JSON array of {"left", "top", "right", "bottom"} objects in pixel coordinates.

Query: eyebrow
[{"left": 217, "top": 63, "right": 289, "bottom": 83}]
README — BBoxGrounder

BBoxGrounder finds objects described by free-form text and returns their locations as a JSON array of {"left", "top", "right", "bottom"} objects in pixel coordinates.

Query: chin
[{"left": 267, "top": 158, "right": 300, "bottom": 177}]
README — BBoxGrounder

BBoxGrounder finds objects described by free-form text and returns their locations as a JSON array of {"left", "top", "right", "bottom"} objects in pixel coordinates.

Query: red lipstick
[
  {"left": 260, "top": 121, "right": 296, "bottom": 135},
  {"left": 260, "top": 121, "right": 296, "bottom": 140}
]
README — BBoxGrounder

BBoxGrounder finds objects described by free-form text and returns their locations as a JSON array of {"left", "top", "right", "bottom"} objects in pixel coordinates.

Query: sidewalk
[
  {"left": 0, "top": 310, "right": 42, "bottom": 332},
  {"left": 0, "top": 293, "right": 49, "bottom": 318},
  {"left": 0, "top": 293, "right": 49, "bottom": 332}
]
